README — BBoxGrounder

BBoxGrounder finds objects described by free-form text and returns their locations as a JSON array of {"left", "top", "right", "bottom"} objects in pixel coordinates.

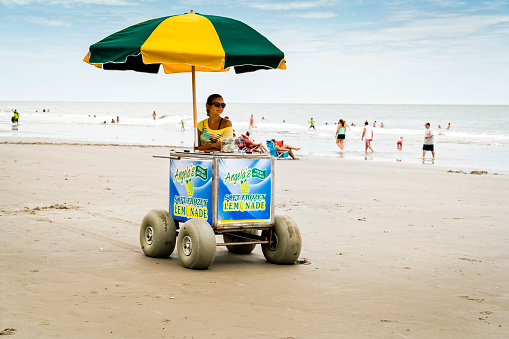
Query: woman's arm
[{"left": 198, "top": 143, "right": 221, "bottom": 151}]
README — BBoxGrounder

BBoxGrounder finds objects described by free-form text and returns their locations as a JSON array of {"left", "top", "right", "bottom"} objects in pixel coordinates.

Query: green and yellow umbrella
[{"left": 84, "top": 11, "right": 286, "bottom": 147}]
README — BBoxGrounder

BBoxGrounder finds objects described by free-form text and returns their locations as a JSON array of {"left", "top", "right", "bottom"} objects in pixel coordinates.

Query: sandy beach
[{"left": 1, "top": 139, "right": 508, "bottom": 338}]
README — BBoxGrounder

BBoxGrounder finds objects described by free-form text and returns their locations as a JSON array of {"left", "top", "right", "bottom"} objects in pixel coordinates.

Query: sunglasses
[{"left": 211, "top": 102, "right": 226, "bottom": 108}]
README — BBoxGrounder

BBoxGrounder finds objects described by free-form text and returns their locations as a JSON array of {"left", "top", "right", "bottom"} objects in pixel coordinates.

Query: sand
[{"left": 1, "top": 139, "right": 508, "bottom": 338}]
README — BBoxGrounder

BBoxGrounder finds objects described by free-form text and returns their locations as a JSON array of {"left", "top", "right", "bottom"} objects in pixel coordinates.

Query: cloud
[
  {"left": 422, "top": 0, "right": 467, "bottom": 7},
  {"left": 277, "top": 9, "right": 509, "bottom": 74},
  {"left": 246, "top": 0, "right": 334, "bottom": 11},
  {"left": 286, "top": 11, "right": 337, "bottom": 19},
  {"left": 21, "top": 15, "right": 70, "bottom": 26},
  {"left": 0, "top": 0, "right": 137, "bottom": 6}
]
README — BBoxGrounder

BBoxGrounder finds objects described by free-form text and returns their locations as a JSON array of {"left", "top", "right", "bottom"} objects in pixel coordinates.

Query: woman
[
  {"left": 336, "top": 119, "right": 346, "bottom": 150},
  {"left": 270, "top": 139, "right": 299, "bottom": 160},
  {"left": 197, "top": 94, "right": 233, "bottom": 151}
]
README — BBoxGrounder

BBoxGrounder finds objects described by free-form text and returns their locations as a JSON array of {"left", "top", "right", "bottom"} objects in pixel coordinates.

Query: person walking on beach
[
  {"left": 249, "top": 114, "right": 254, "bottom": 129},
  {"left": 309, "top": 118, "right": 316, "bottom": 130},
  {"left": 181, "top": 119, "right": 185, "bottom": 131},
  {"left": 422, "top": 122, "right": 435, "bottom": 159},
  {"left": 335, "top": 119, "right": 347, "bottom": 151},
  {"left": 117, "top": 116, "right": 119, "bottom": 123},
  {"left": 362, "top": 121, "right": 374, "bottom": 153},
  {"left": 152, "top": 111, "right": 156, "bottom": 120}
]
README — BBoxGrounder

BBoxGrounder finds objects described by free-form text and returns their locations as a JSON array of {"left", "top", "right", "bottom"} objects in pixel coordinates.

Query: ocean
[{"left": 1, "top": 101, "right": 508, "bottom": 174}]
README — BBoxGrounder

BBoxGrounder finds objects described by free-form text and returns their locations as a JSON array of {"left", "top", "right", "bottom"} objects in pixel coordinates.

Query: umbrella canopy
[
  {"left": 83, "top": 12, "right": 286, "bottom": 74},
  {"left": 83, "top": 11, "right": 286, "bottom": 149}
]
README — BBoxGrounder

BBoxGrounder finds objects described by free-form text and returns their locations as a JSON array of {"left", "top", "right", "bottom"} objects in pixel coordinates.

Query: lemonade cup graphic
[
  {"left": 241, "top": 180, "right": 250, "bottom": 194},
  {"left": 186, "top": 180, "right": 194, "bottom": 196}
]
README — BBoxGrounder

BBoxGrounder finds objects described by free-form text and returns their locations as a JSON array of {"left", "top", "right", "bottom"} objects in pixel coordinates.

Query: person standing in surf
[
  {"left": 422, "top": 122, "right": 435, "bottom": 159},
  {"left": 335, "top": 119, "right": 347, "bottom": 151},
  {"left": 11, "top": 110, "right": 19, "bottom": 125},
  {"left": 362, "top": 121, "right": 374, "bottom": 153},
  {"left": 309, "top": 118, "right": 316, "bottom": 130}
]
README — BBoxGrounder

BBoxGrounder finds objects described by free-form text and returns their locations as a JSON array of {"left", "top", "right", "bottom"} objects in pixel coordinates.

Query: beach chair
[
  {"left": 235, "top": 136, "right": 247, "bottom": 152},
  {"left": 266, "top": 140, "right": 289, "bottom": 159},
  {"left": 241, "top": 134, "right": 261, "bottom": 153}
]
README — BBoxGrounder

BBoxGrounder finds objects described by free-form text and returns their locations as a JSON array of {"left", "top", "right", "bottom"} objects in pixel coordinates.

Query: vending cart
[{"left": 140, "top": 151, "right": 302, "bottom": 269}]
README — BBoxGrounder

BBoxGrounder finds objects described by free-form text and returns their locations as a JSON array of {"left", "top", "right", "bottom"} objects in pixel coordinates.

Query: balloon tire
[
  {"left": 140, "top": 209, "right": 176, "bottom": 258},
  {"left": 262, "top": 215, "right": 302, "bottom": 264},
  {"left": 177, "top": 219, "right": 216, "bottom": 270}
]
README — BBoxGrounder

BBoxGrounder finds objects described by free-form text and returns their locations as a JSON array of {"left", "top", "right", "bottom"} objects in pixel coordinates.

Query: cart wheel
[
  {"left": 140, "top": 209, "right": 176, "bottom": 258},
  {"left": 177, "top": 219, "right": 216, "bottom": 269},
  {"left": 262, "top": 215, "right": 302, "bottom": 264},
  {"left": 223, "top": 230, "right": 258, "bottom": 254}
]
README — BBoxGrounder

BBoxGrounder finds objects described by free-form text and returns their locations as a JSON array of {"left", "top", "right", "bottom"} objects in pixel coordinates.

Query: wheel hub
[
  {"left": 145, "top": 226, "right": 153, "bottom": 245},
  {"left": 182, "top": 235, "right": 192, "bottom": 256},
  {"left": 268, "top": 232, "right": 279, "bottom": 251}
]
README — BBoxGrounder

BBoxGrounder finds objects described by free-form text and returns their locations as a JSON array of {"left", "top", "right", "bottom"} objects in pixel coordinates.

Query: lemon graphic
[
  {"left": 241, "top": 180, "right": 250, "bottom": 193},
  {"left": 186, "top": 180, "right": 194, "bottom": 196}
]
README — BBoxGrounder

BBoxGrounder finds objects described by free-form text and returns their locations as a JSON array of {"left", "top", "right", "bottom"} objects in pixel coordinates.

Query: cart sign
[
  {"left": 170, "top": 159, "right": 213, "bottom": 224},
  {"left": 218, "top": 158, "right": 272, "bottom": 224}
]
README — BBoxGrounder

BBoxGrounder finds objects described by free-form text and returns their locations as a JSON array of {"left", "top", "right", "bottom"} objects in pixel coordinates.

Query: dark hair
[
  {"left": 246, "top": 131, "right": 250, "bottom": 136},
  {"left": 365, "top": 121, "right": 369, "bottom": 125},
  {"left": 206, "top": 94, "right": 223, "bottom": 116}
]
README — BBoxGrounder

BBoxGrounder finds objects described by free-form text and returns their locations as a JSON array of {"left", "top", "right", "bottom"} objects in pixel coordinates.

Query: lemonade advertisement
[
  {"left": 218, "top": 158, "right": 272, "bottom": 224},
  {"left": 170, "top": 159, "right": 212, "bottom": 224}
]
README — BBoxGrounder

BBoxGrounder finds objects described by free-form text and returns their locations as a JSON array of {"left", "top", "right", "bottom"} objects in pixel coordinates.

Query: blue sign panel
[
  {"left": 218, "top": 158, "right": 272, "bottom": 224},
  {"left": 170, "top": 159, "right": 213, "bottom": 224}
]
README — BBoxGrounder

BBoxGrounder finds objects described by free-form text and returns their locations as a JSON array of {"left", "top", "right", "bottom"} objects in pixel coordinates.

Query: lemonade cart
[{"left": 139, "top": 151, "right": 302, "bottom": 269}]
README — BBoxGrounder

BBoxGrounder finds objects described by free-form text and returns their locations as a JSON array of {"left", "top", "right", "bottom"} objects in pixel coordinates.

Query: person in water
[
  {"left": 11, "top": 110, "right": 19, "bottom": 125},
  {"left": 197, "top": 94, "right": 233, "bottom": 151},
  {"left": 397, "top": 137, "right": 403, "bottom": 150},
  {"left": 335, "top": 119, "right": 346, "bottom": 150},
  {"left": 362, "top": 121, "right": 374, "bottom": 153},
  {"left": 309, "top": 118, "right": 316, "bottom": 130}
]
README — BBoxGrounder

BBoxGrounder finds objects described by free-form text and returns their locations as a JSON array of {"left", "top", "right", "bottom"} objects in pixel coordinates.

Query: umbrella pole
[{"left": 192, "top": 66, "right": 198, "bottom": 151}]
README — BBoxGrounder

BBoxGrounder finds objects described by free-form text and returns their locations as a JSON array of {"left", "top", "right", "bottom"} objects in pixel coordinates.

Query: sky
[{"left": 0, "top": 0, "right": 508, "bottom": 104}]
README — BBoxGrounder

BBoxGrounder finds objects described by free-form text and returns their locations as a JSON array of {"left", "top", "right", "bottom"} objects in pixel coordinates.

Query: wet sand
[{"left": 1, "top": 139, "right": 508, "bottom": 338}]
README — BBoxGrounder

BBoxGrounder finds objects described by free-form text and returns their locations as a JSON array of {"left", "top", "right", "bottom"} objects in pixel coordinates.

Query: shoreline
[{"left": 0, "top": 136, "right": 505, "bottom": 176}]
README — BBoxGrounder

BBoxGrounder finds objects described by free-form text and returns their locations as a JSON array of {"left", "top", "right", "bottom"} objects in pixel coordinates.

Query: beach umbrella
[{"left": 83, "top": 11, "right": 286, "bottom": 148}]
